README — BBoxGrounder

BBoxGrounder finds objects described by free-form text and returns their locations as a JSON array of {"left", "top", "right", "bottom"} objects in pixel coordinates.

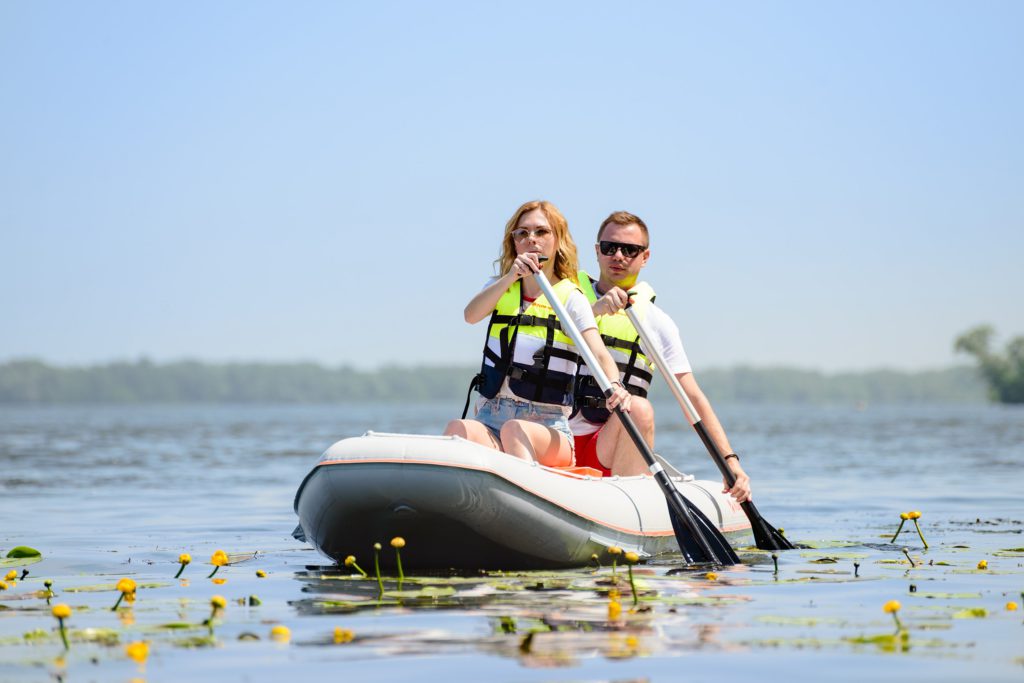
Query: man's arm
[{"left": 677, "top": 372, "right": 751, "bottom": 503}]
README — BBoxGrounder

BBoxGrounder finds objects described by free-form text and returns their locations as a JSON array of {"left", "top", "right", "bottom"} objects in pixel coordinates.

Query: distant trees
[
  {"left": 955, "top": 325, "right": 1024, "bottom": 403},
  {"left": 0, "top": 359, "right": 987, "bottom": 404}
]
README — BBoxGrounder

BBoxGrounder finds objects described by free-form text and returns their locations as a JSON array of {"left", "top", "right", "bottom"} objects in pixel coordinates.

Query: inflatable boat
[{"left": 293, "top": 432, "right": 753, "bottom": 570}]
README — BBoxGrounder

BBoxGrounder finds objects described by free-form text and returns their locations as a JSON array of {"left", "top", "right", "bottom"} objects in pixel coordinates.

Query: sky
[{"left": 2, "top": 1, "right": 1021, "bottom": 373}]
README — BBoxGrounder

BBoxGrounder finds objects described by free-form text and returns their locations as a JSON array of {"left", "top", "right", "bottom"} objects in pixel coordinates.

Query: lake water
[{"left": 1, "top": 402, "right": 1022, "bottom": 681}]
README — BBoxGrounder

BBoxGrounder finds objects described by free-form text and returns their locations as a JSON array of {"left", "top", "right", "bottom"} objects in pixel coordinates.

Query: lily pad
[
  {"left": 65, "top": 581, "right": 168, "bottom": 593},
  {"left": 951, "top": 608, "right": 987, "bottom": 619},
  {"left": 913, "top": 592, "right": 982, "bottom": 599},
  {"left": 0, "top": 547, "right": 43, "bottom": 568}
]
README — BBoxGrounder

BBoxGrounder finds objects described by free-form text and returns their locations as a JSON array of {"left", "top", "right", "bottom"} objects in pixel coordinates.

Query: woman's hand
[
  {"left": 509, "top": 252, "right": 542, "bottom": 279},
  {"left": 593, "top": 287, "right": 629, "bottom": 317},
  {"left": 604, "top": 382, "right": 632, "bottom": 412}
]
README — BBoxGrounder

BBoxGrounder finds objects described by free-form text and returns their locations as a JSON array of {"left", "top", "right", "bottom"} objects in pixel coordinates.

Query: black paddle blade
[
  {"left": 664, "top": 486, "right": 741, "bottom": 566},
  {"left": 744, "top": 500, "right": 797, "bottom": 550}
]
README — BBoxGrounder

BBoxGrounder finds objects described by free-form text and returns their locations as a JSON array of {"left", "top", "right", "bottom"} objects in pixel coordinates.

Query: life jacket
[
  {"left": 470, "top": 278, "right": 582, "bottom": 407},
  {"left": 572, "top": 271, "right": 656, "bottom": 423}
]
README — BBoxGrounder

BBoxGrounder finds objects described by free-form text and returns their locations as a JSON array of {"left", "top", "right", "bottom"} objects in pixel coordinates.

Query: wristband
[{"left": 723, "top": 453, "right": 740, "bottom": 462}]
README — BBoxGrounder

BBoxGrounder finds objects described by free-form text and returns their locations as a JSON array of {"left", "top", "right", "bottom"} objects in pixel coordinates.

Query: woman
[{"left": 444, "top": 200, "right": 631, "bottom": 467}]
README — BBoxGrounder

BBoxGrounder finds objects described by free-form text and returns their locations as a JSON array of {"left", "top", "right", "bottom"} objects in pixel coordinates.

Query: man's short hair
[{"left": 597, "top": 211, "right": 650, "bottom": 246}]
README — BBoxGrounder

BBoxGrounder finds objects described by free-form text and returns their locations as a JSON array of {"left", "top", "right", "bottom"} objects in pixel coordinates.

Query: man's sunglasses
[{"left": 598, "top": 241, "right": 647, "bottom": 259}]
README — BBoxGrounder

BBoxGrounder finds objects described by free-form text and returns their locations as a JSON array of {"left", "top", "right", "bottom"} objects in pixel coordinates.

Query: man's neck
[{"left": 596, "top": 274, "right": 638, "bottom": 295}]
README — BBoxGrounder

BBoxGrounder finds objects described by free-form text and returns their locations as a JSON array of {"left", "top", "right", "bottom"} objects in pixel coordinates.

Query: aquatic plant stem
[
  {"left": 57, "top": 618, "right": 69, "bottom": 649},
  {"left": 912, "top": 519, "right": 929, "bottom": 549},
  {"left": 627, "top": 565, "right": 638, "bottom": 606},
  {"left": 373, "top": 544, "right": 384, "bottom": 596},
  {"left": 890, "top": 519, "right": 906, "bottom": 543}
]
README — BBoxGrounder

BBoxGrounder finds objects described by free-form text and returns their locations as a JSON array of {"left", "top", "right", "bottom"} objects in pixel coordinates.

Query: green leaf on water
[
  {"left": 173, "top": 635, "right": 218, "bottom": 648},
  {"left": 756, "top": 615, "right": 845, "bottom": 626},
  {"left": 65, "top": 581, "right": 168, "bottom": 593},
  {"left": 951, "top": 608, "right": 987, "bottom": 619},
  {"left": 153, "top": 622, "right": 202, "bottom": 630},
  {"left": 913, "top": 592, "right": 982, "bottom": 599},
  {"left": 0, "top": 547, "right": 43, "bottom": 568},
  {"left": 383, "top": 586, "right": 457, "bottom": 599},
  {"left": 799, "top": 552, "right": 868, "bottom": 560},
  {"left": 72, "top": 628, "right": 120, "bottom": 645}
]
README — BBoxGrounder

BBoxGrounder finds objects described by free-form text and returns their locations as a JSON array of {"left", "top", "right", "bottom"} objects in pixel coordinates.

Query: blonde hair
[{"left": 495, "top": 200, "right": 579, "bottom": 283}]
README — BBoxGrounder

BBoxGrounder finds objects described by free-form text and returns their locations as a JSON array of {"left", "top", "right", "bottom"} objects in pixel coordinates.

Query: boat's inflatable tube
[{"left": 293, "top": 432, "right": 752, "bottom": 569}]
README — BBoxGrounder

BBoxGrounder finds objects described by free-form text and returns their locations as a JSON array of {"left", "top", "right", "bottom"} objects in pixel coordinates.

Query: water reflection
[{"left": 289, "top": 564, "right": 741, "bottom": 665}]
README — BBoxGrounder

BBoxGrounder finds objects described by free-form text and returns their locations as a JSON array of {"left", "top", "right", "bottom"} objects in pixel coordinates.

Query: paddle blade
[
  {"left": 744, "top": 501, "right": 797, "bottom": 550},
  {"left": 664, "top": 486, "right": 741, "bottom": 566}
]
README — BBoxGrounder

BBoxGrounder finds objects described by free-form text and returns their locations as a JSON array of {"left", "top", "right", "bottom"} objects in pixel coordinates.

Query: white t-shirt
[
  {"left": 479, "top": 278, "right": 597, "bottom": 413},
  {"left": 569, "top": 300, "right": 691, "bottom": 435}
]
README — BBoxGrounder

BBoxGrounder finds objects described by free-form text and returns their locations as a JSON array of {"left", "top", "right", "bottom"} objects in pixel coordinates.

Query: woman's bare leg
[
  {"left": 499, "top": 419, "right": 572, "bottom": 467},
  {"left": 444, "top": 419, "right": 501, "bottom": 450}
]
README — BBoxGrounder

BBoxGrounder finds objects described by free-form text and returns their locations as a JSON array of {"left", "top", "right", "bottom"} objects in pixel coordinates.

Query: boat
[{"left": 293, "top": 431, "right": 753, "bottom": 570}]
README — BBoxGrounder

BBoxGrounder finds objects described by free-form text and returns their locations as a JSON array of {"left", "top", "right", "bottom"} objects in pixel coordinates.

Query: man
[{"left": 570, "top": 211, "right": 751, "bottom": 503}]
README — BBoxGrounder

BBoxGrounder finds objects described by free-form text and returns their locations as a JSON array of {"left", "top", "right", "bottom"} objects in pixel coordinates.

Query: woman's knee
[
  {"left": 499, "top": 419, "right": 526, "bottom": 444},
  {"left": 444, "top": 419, "right": 469, "bottom": 437}
]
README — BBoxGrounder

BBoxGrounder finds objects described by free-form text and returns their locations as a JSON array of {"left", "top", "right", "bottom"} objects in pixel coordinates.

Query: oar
[
  {"left": 622, "top": 302, "right": 796, "bottom": 551},
  {"left": 533, "top": 267, "right": 739, "bottom": 566}
]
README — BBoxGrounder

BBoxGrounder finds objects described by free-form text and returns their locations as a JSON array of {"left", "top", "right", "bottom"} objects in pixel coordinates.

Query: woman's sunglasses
[{"left": 598, "top": 241, "right": 647, "bottom": 259}]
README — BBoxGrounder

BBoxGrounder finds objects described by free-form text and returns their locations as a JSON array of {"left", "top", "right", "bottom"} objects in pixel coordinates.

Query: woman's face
[{"left": 511, "top": 208, "right": 558, "bottom": 260}]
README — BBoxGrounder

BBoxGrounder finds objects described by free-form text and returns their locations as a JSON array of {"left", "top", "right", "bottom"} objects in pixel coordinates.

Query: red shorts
[{"left": 573, "top": 429, "right": 611, "bottom": 477}]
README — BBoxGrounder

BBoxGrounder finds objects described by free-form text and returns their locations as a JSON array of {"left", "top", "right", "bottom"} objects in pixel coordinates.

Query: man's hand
[{"left": 593, "top": 287, "right": 630, "bottom": 316}]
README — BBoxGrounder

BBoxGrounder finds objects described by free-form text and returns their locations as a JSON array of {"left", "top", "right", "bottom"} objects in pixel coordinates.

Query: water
[{"left": 1, "top": 402, "right": 1022, "bottom": 681}]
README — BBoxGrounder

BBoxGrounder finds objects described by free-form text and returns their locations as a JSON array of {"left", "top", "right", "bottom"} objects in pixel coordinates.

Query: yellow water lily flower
[
  {"left": 125, "top": 641, "right": 150, "bottom": 664},
  {"left": 256, "top": 570, "right": 267, "bottom": 578},
  {"left": 52, "top": 603, "right": 72, "bottom": 649},
  {"left": 883, "top": 600, "right": 901, "bottom": 613},
  {"left": 1006, "top": 602, "right": 1019, "bottom": 611},
  {"left": 608, "top": 546, "right": 623, "bottom": 555},
  {"left": 208, "top": 550, "right": 229, "bottom": 578},
  {"left": 908, "top": 511, "right": 921, "bottom": 519},
  {"left": 174, "top": 553, "right": 192, "bottom": 578},
  {"left": 343, "top": 555, "right": 367, "bottom": 578},
  {"left": 705, "top": 572, "right": 718, "bottom": 581},
  {"left": 112, "top": 578, "right": 138, "bottom": 610},
  {"left": 390, "top": 537, "right": 406, "bottom": 549},
  {"left": 977, "top": 560, "right": 988, "bottom": 570},
  {"left": 624, "top": 552, "right": 639, "bottom": 564},
  {"left": 899, "top": 512, "right": 910, "bottom": 520},
  {"left": 211, "top": 578, "right": 227, "bottom": 585},
  {"left": 270, "top": 625, "right": 291, "bottom": 642},
  {"left": 210, "top": 595, "right": 227, "bottom": 610},
  {"left": 0, "top": 581, "right": 7, "bottom": 591},
  {"left": 4, "top": 570, "right": 15, "bottom": 581},
  {"left": 608, "top": 600, "right": 622, "bottom": 620},
  {"left": 333, "top": 627, "right": 355, "bottom": 644}
]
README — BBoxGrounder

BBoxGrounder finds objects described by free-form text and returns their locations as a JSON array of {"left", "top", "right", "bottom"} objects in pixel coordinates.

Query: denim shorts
[{"left": 475, "top": 396, "right": 573, "bottom": 447}]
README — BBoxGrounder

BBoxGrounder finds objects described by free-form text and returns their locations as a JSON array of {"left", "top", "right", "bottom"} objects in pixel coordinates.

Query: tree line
[
  {"left": 0, "top": 358, "right": 987, "bottom": 405},
  {"left": 955, "top": 325, "right": 1024, "bottom": 403}
]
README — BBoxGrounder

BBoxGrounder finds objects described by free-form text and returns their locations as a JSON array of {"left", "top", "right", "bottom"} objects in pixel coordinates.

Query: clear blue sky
[{"left": 2, "top": 1, "right": 1021, "bottom": 372}]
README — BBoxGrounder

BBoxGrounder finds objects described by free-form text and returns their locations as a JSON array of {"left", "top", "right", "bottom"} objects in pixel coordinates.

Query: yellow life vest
[
  {"left": 573, "top": 271, "right": 656, "bottom": 423},
  {"left": 472, "top": 278, "right": 582, "bottom": 406}
]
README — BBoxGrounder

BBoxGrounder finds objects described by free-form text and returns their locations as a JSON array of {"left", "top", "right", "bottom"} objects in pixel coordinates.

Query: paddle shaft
[
  {"left": 622, "top": 306, "right": 737, "bottom": 485},
  {"left": 531, "top": 269, "right": 725, "bottom": 565},
  {"left": 624, "top": 303, "right": 796, "bottom": 551}
]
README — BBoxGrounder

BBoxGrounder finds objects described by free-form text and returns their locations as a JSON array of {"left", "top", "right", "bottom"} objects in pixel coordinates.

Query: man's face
[{"left": 595, "top": 222, "right": 650, "bottom": 288}]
